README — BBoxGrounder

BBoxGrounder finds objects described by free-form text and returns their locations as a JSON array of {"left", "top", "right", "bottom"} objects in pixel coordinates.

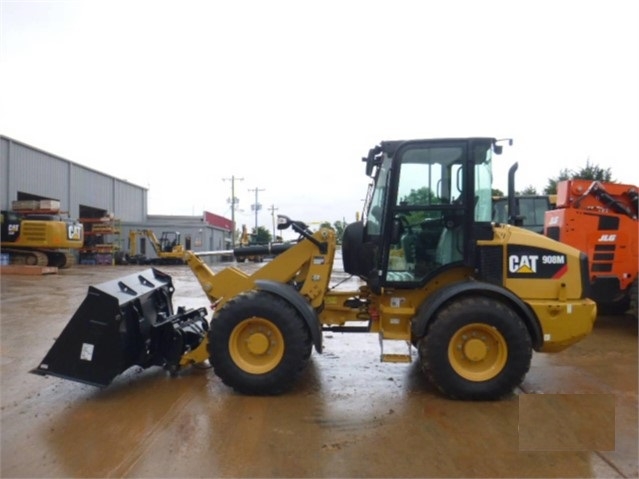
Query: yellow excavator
[
  {"left": 1, "top": 209, "right": 83, "bottom": 268},
  {"left": 32, "top": 137, "right": 597, "bottom": 400},
  {"left": 125, "top": 229, "right": 185, "bottom": 265}
]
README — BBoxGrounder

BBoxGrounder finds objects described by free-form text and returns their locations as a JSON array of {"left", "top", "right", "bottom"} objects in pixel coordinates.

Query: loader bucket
[{"left": 31, "top": 268, "right": 208, "bottom": 387}]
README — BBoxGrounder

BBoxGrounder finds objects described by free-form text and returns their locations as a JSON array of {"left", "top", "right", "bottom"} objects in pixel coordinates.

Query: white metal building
[{"left": 1, "top": 135, "right": 231, "bottom": 263}]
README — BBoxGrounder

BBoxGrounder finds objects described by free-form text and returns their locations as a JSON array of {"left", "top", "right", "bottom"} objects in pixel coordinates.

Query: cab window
[{"left": 387, "top": 144, "right": 466, "bottom": 283}]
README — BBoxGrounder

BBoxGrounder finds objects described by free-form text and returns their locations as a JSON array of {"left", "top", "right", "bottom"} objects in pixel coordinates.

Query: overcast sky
[{"left": 1, "top": 0, "right": 638, "bottom": 231}]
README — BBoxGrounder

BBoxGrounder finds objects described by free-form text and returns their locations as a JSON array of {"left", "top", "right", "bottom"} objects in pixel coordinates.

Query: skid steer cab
[{"left": 32, "top": 137, "right": 597, "bottom": 400}]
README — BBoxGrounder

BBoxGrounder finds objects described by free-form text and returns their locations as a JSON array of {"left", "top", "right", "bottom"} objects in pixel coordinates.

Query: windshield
[{"left": 474, "top": 144, "right": 493, "bottom": 222}]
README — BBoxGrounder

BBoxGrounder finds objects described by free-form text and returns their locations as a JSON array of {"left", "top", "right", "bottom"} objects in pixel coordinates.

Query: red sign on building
[{"left": 204, "top": 211, "right": 232, "bottom": 231}]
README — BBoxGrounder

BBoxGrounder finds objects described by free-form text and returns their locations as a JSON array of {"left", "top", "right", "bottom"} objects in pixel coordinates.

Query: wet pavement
[{"left": 1, "top": 262, "right": 637, "bottom": 478}]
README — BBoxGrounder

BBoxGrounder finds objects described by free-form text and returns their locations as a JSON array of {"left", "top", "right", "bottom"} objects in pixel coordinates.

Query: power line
[
  {"left": 223, "top": 175, "right": 244, "bottom": 248},
  {"left": 268, "top": 204, "right": 279, "bottom": 239},
  {"left": 248, "top": 186, "right": 265, "bottom": 232}
]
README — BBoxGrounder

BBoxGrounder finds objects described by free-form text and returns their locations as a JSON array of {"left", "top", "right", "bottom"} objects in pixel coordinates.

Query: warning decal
[
  {"left": 507, "top": 245, "right": 568, "bottom": 279},
  {"left": 80, "top": 343, "right": 95, "bottom": 362}
]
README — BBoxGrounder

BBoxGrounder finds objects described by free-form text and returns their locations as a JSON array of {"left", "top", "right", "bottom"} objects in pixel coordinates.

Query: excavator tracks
[
  {"left": 45, "top": 251, "right": 76, "bottom": 269},
  {"left": 3, "top": 249, "right": 76, "bottom": 268},
  {"left": 4, "top": 249, "right": 48, "bottom": 267}
]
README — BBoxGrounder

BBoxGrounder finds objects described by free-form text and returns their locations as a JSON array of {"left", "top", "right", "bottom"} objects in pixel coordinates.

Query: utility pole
[
  {"left": 248, "top": 187, "right": 265, "bottom": 233},
  {"left": 223, "top": 176, "right": 244, "bottom": 248},
  {"left": 268, "top": 204, "right": 279, "bottom": 240}
]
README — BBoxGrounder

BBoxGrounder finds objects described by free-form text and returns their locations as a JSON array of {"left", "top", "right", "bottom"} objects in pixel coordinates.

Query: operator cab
[
  {"left": 159, "top": 231, "right": 180, "bottom": 252},
  {"left": 342, "top": 138, "right": 503, "bottom": 291},
  {"left": 0, "top": 210, "right": 22, "bottom": 241}
]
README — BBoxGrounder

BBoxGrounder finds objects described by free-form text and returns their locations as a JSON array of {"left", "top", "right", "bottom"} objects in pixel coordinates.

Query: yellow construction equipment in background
[
  {"left": 126, "top": 229, "right": 185, "bottom": 264},
  {"left": 1, "top": 204, "right": 83, "bottom": 268}
]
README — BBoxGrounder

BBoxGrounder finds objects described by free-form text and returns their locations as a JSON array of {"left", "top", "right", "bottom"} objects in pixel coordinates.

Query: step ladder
[
  {"left": 377, "top": 300, "right": 415, "bottom": 363},
  {"left": 379, "top": 332, "right": 413, "bottom": 363}
]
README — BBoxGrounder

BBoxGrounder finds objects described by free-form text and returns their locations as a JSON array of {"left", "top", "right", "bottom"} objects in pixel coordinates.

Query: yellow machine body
[
  {"left": 32, "top": 137, "right": 597, "bottom": 400},
  {"left": 1, "top": 209, "right": 83, "bottom": 268},
  {"left": 127, "top": 229, "right": 185, "bottom": 264}
]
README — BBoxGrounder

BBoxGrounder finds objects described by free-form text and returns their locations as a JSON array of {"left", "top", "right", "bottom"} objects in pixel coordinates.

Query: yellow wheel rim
[
  {"left": 229, "top": 317, "right": 284, "bottom": 374},
  {"left": 448, "top": 323, "right": 507, "bottom": 381}
]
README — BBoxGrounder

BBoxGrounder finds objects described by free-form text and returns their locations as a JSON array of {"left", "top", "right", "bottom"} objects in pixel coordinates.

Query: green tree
[
  {"left": 333, "top": 220, "right": 347, "bottom": 242},
  {"left": 519, "top": 185, "right": 538, "bottom": 195},
  {"left": 401, "top": 187, "right": 437, "bottom": 205},
  {"left": 578, "top": 160, "right": 614, "bottom": 182},
  {"left": 315, "top": 221, "right": 348, "bottom": 243},
  {"left": 253, "top": 226, "right": 272, "bottom": 244},
  {"left": 544, "top": 160, "right": 614, "bottom": 194},
  {"left": 319, "top": 221, "right": 334, "bottom": 231},
  {"left": 395, "top": 187, "right": 442, "bottom": 227}
]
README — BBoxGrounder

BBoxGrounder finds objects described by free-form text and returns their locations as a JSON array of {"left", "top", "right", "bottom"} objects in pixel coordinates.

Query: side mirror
[
  {"left": 364, "top": 145, "right": 383, "bottom": 177},
  {"left": 277, "top": 215, "right": 291, "bottom": 230},
  {"left": 494, "top": 138, "right": 513, "bottom": 155}
]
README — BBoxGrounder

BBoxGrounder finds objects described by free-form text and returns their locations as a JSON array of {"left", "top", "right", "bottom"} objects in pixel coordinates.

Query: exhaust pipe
[
  {"left": 507, "top": 162, "right": 520, "bottom": 226},
  {"left": 31, "top": 268, "right": 208, "bottom": 387}
]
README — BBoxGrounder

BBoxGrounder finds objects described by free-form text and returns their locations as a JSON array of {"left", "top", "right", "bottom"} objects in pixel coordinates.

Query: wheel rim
[
  {"left": 448, "top": 323, "right": 507, "bottom": 381},
  {"left": 229, "top": 317, "right": 284, "bottom": 374}
]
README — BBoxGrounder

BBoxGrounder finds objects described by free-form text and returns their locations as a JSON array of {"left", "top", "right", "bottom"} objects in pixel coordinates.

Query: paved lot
[{"left": 1, "top": 263, "right": 637, "bottom": 478}]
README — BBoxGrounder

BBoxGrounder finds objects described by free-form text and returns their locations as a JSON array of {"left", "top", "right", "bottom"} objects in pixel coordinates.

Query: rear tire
[
  {"left": 419, "top": 296, "right": 532, "bottom": 400},
  {"left": 598, "top": 294, "right": 631, "bottom": 316},
  {"left": 209, "top": 290, "right": 312, "bottom": 395}
]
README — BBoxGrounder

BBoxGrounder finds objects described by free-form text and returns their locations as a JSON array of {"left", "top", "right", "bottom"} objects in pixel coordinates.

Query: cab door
[{"left": 376, "top": 139, "right": 494, "bottom": 287}]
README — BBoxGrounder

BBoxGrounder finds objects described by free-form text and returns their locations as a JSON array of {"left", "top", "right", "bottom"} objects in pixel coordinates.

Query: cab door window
[{"left": 386, "top": 145, "right": 465, "bottom": 283}]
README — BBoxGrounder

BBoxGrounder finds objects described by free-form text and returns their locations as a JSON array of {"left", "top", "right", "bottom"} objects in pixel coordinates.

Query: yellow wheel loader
[{"left": 32, "top": 138, "right": 597, "bottom": 400}]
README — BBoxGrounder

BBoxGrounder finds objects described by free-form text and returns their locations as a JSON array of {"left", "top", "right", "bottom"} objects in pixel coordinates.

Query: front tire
[
  {"left": 209, "top": 290, "right": 312, "bottom": 395},
  {"left": 419, "top": 296, "right": 532, "bottom": 400}
]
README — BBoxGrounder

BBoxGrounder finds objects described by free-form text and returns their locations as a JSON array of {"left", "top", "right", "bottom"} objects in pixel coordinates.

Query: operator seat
[
  {"left": 435, "top": 227, "right": 462, "bottom": 265},
  {"left": 435, "top": 212, "right": 463, "bottom": 265}
]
